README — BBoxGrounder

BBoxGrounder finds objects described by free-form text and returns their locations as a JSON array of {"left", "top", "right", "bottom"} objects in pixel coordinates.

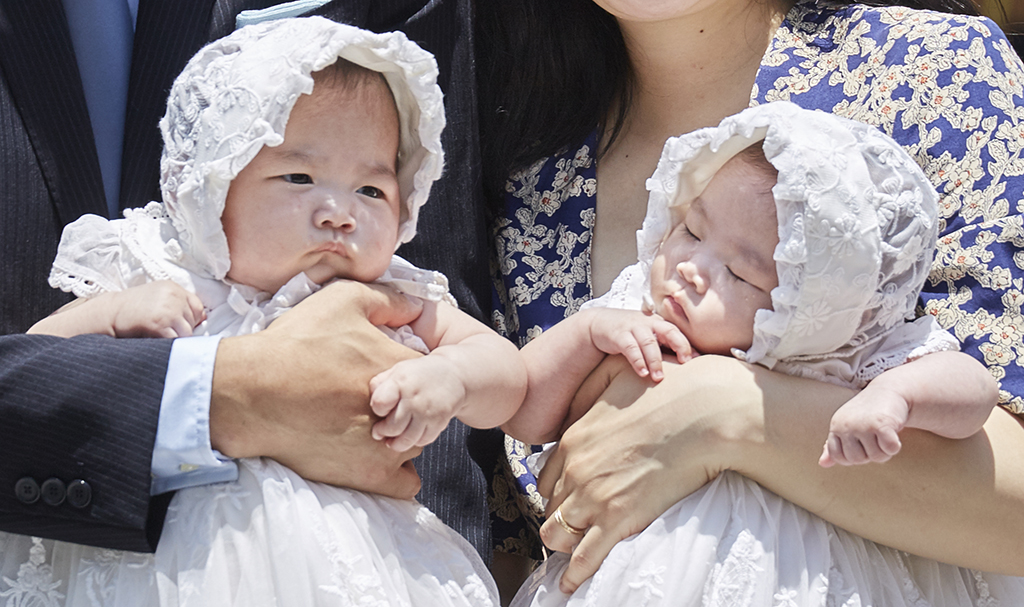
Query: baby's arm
[
  {"left": 820, "top": 350, "right": 998, "bottom": 467},
  {"left": 369, "top": 300, "right": 527, "bottom": 452},
  {"left": 27, "top": 280, "right": 206, "bottom": 338},
  {"left": 503, "top": 308, "right": 693, "bottom": 444}
]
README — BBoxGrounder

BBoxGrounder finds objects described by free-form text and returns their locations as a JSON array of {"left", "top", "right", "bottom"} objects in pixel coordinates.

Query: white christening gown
[
  {"left": 513, "top": 470, "right": 1024, "bottom": 607},
  {"left": 0, "top": 208, "right": 499, "bottom": 607},
  {"left": 511, "top": 263, "right": 1024, "bottom": 607}
]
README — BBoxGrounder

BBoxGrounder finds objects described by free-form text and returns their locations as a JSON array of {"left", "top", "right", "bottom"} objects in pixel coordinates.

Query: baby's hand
[
  {"left": 586, "top": 308, "right": 693, "bottom": 381},
  {"left": 108, "top": 280, "right": 206, "bottom": 338},
  {"left": 369, "top": 356, "right": 467, "bottom": 452},
  {"left": 819, "top": 385, "right": 909, "bottom": 467}
]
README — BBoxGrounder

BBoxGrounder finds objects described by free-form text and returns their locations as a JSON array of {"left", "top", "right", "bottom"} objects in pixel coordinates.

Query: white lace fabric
[{"left": 634, "top": 101, "right": 957, "bottom": 388}]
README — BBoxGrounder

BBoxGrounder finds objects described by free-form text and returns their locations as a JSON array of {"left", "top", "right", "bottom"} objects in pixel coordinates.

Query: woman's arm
[
  {"left": 538, "top": 354, "right": 1024, "bottom": 592},
  {"left": 741, "top": 358, "right": 1024, "bottom": 573}
]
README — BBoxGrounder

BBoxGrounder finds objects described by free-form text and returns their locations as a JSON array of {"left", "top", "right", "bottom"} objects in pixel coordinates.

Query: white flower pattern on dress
[{"left": 0, "top": 539, "right": 64, "bottom": 607}]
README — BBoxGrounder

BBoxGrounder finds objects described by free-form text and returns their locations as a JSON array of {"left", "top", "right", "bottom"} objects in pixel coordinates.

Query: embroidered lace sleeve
[{"left": 48, "top": 214, "right": 131, "bottom": 298}]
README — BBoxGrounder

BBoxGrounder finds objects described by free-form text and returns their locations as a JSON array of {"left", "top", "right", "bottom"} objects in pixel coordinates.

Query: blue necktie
[{"left": 63, "top": 0, "right": 134, "bottom": 219}]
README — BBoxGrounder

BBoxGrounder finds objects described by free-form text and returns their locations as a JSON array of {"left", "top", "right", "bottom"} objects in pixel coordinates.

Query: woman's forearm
[{"left": 733, "top": 362, "right": 1024, "bottom": 575}]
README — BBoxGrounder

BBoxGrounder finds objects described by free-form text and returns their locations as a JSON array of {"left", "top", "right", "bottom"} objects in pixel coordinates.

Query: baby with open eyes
[
  {"left": 19, "top": 17, "right": 519, "bottom": 606},
  {"left": 505, "top": 101, "right": 997, "bottom": 470}
]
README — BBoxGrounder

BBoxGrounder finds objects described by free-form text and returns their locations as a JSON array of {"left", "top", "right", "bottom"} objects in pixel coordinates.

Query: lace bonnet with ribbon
[
  {"left": 159, "top": 15, "right": 444, "bottom": 281},
  {"left": 633, "top": 101, "right": 954, "bottom": 388}
]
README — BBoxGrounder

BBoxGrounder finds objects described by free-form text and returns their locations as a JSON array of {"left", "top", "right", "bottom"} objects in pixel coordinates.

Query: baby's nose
[
  {"left": 314, "top": 196, "right": 356, "bottom": 232},
  {"left": 677, "top": 260, "right": 707, "bottom": 294}
]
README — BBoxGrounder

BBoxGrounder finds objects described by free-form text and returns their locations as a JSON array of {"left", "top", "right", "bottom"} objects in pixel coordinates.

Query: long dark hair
[
  {"left": 476, "top": 0, "right": 986, "bottom": 205},
  {"left": 476, "top": 0, "right": 625, "bottom": 204}
]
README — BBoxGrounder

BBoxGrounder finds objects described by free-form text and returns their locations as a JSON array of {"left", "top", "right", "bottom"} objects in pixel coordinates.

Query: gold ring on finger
[{"left": 553, "top": 507, "right": 587, "bottom": 536}]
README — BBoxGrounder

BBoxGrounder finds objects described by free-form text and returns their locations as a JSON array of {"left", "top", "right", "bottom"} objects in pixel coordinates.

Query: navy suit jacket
[{"left": 0, "top": 0, "right": 492, "bottom": 556}]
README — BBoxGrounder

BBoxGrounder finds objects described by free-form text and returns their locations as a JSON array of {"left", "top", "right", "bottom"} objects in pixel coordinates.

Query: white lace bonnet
[
  {"left": 158, "top": 16, "right": 445, "bottom": 280},
  {"left": 639, "top": 101, "right": 944, "bottom": 387}
]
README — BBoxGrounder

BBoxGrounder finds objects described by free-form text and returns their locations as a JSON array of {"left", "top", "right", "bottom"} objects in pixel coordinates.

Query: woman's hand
[
  {"left": 537, "top": 354, "right": 767, "bottom": 593},
  {"left": 540, "top": 351, "right": 1024, "bottom": 589}
]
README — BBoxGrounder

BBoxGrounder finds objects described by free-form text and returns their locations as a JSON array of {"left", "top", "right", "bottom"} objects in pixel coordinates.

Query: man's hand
[{"left": 209, "top": 280, "right": 425, "bottom": 498}]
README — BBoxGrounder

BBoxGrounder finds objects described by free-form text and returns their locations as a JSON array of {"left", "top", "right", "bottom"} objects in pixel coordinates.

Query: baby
[
  {"left": 505, "top": 102, "right": 996, "bottom": 471},
  {"left": 16, "top": 17, "right": 518, "bottom": 606}
]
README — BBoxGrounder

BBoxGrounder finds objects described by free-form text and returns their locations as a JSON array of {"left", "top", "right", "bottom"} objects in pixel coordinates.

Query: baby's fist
[{"left": 110, "top": 280, "right": 206, "bottom": 338}]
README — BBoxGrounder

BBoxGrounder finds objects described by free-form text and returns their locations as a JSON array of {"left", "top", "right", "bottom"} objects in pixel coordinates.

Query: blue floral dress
[{"left": 491, "top": 0, "right": 1024, "bottom": 561}]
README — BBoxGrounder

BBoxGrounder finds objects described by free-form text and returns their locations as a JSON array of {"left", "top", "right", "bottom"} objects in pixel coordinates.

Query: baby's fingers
[
  {"left": 856, "top": 432, "right": 892, "bottom": 464},
  {"left": 615, "top": 337, "right": 653, "bottom": 380},
  {"left": 185, "top": 291, "right": 206, "bottom": 328},
  {"left": 827, "top": 433, "right": 873, "bottom": 466},
  {"left": 369, "top": 375, "right": 400, "bottom": 418},
  {"left": 821, "top": 432, "right": 846, "bottom": 467},
  {"left": 652, "top": 321, "right": 693, "bottom": 363},
  {"left": 387, "top": 416, "right": 429, "bottom": 453},
  {"left": 168, "top": 315, "right": 195, "bottom": 338},
  {"left": 372, "top": 405, "right": 412, "bottom": 443},
  {"left": 876, "top": 427, "right": 902, "bottom": 458},
  {"left": 818, "top": 441, "right": 836, "bottom": 468},
  {"left": 630, "top": 328, "right": 665, "bottom": 380}
]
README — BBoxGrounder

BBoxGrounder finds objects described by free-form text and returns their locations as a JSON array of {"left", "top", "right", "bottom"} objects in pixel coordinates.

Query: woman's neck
[
  {"left": 615, "top": 0, "right": 791, "bottom": 140},
  {"left": 590, "top": 0, "right": 790, "bottom": 296}
]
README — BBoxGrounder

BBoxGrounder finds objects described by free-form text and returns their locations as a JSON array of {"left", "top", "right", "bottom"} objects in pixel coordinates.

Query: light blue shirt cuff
[{"left": 151, "top": 335, "right": 238, "bottom": 494}]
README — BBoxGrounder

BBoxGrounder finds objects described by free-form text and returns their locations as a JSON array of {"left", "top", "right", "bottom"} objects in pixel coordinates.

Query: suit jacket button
[
  {"left": 40, "top": 478, "right": 66, "bottom": 506},
  {"left": 14, "top": 477, "right": 39, "bottom": 504},
  {"left": 66, "top": 479, "right": 92, "bottom": 508}
]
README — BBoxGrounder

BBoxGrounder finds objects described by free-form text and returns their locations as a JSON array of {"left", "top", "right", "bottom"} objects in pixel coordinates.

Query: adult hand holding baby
[
  {"left": 209, "top": 279, "right": 426, "bottom": 499},
  {"left": 537, "top": 354, "right": 851, "bottom": 593},
  {"left": 536, "top": 355, "right": 755, "bottom": 590}
]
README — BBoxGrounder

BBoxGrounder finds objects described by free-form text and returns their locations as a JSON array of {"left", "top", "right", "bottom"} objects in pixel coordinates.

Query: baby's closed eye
[{"left": 725, "top": 266, "right": 746, "bottom": 283}]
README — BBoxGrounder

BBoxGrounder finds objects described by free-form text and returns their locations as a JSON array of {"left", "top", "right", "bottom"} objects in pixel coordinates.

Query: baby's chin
[{"left": 303, "top": 261, "right": 384, "bottom": 287}]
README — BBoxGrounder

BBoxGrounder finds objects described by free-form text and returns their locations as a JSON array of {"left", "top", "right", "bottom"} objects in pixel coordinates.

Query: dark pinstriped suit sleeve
[
  {"left": 0, "top": 0, "right": 212, "bottom": 553},
  {"left": 0, "top": 335, "right": 173, "bottom": 552}
]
